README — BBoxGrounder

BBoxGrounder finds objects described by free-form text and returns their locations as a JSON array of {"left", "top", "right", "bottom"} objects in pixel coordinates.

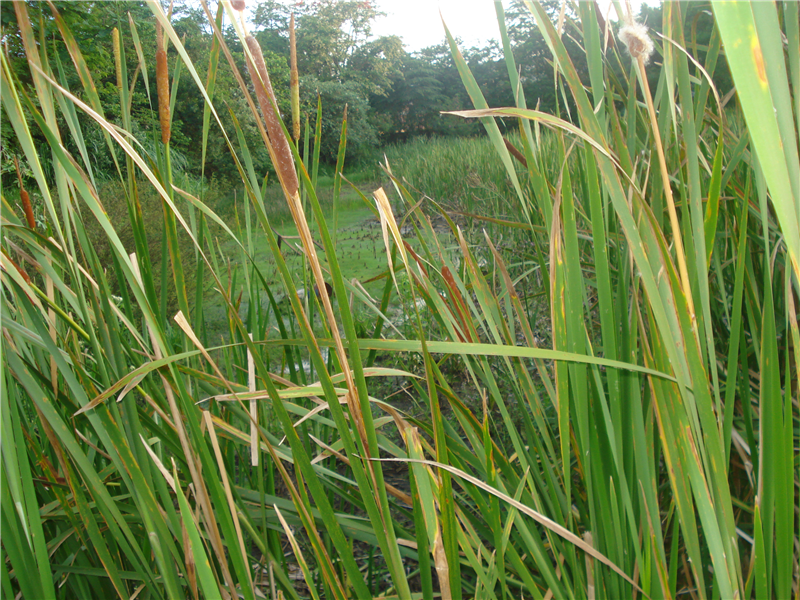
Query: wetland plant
[{"left": 1, "top": 1, "right": 798, "bottom": 599}]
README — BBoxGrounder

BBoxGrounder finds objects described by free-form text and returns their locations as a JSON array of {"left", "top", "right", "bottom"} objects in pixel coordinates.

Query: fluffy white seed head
[{"left": 619, "top": 20, "right": 654, "bottom": 65}]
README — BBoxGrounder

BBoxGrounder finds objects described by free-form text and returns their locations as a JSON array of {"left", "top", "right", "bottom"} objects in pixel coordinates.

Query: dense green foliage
[
  {"left": 7, "top": 0, "right": 731, "bottom": 181},
  {"left": 2, "top": 1, "right": 799, "bottom": 599}
]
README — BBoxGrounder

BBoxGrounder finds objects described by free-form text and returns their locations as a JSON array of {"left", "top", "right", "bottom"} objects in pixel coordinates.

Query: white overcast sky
[{"left": 372, "top": 0, "right": 654, "bottom": 52}]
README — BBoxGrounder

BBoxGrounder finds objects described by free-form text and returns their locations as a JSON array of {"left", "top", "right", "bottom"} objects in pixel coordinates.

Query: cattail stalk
[
  {"left": 245, "top": 34, "right": 298, "bottom": 196},
  {"left": 112, "top": 27, "right": 122, "bottom": 89},
  {"left": 290, "top": 13, "right": 300, "bottom": 142},
  {"left": 155, "top": 21, "right": 170, "bottom": 145},
  {"left": 621, "top": 17, "right": 695, "bottom": 319}
]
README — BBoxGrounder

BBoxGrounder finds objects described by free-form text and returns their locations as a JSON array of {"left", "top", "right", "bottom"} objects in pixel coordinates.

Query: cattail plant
[
  {"left": 618, "top": 18, "right": 653, "bottom": 64},
  {"left": 3, "top": 2, "right": 797, "bottom": 599},
  {"left": 154, "top": 12, "right": 190, "bottom": 318},
  {"left": 621, "top": 12, "right": 695, "bottom": 316},
  {"left": 155, "top": 21, "right": 170, "bottom": 144},
  {"left": 244, "top": 34, "right": 298, "bottom": 196},
  {"left": 112, "top": 27, "right": 122, "bottom": 89}
]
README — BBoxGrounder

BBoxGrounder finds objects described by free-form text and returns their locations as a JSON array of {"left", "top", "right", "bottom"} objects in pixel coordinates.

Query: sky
[{"left": 371, "top": 0, "right": 654, "bottom": 52}]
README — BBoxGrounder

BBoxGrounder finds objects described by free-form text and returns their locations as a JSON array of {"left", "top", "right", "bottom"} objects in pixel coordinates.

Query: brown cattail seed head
[
  {"left": 21, "top": 189, "right": 35, "bottom": 230},
  {"left": 619, "top": 20, "right": 654, "bottom": 65},
  {"left": 245, "top": 35, "right": 298, "bottom": 196},
  {"left": 155, "top": 21, "right": 171, "bottom": 144},
  {"left": 231, "top": 0, "right": 246, "bottom": 11},
  {"left": 112, "top": 27, "right": 122, "bottom": 89}
]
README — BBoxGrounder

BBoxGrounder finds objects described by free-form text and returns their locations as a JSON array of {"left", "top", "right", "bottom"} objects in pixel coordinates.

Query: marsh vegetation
[{"left": 2, "top": 1, "right": 799, "bottom": 599}]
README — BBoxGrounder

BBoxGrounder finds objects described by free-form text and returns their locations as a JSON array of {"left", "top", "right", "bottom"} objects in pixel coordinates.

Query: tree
[
  {"left": 251, "top": 0, "right": 295, "bottom": 56},
  {"left": 503, "top": 0, "right": 587, "bottom": 116},
  {"left": 0, "top": 1, "right": 149, "bottom": 178},
  {"left": 295, "top": 0, "right": 380, "bottom": 81},
  {"left": 370, "top": 41, "right": 521, "bottom": 144},
  {"left": 250, "top": 0, "right": 404, "bottom": 165},
  {"left": 370, "top": 52, "right": 452, "bottom": 142},
  {"left": 344, "top": 34, "right": 403, "bottom": 96},
  {"left": 301, "top": 76, "right": 377, "bottom": 164},
  {"left": 171, "top": 10, "right": 292, "bottom": 182}
]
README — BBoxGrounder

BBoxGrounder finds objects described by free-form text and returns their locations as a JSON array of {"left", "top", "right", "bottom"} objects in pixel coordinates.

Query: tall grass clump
[
  {"left": 383, "top": 132, "right": 574, "bottom": 221},
  {"left": 1, "top": 1, "right": 798, "bottom": 600},
  {"left": 429, "top": 0, "right": 800, "bottom": 597},
  {"left": 382, "top": 134, "right": 538, "bottom": 216}
]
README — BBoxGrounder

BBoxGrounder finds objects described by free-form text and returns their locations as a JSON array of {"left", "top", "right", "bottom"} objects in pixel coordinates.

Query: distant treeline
[{"left": 0, "top": 0, "right": 731, "bottom": 184}]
